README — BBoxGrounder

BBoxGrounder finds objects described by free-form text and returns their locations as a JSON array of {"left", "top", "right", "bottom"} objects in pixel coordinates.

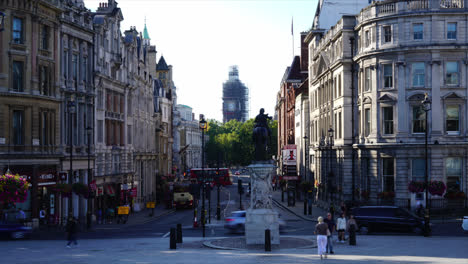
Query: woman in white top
[{"left": 336, "top": 212, "right": 347, "bottom": 243}]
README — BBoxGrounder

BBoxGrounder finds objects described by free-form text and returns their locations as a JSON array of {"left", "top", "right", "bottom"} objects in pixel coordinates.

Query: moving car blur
[{"left": 224, "top": 210, "right": 286, "bottom": 233}]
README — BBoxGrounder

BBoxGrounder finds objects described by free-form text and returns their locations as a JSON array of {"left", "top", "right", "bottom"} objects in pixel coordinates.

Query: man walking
[
  {"left": 66, "top": 217, "right": 78, "bottom": 248},
  {"left": 324, "top": 212, "right": 335, "bottom": 254}
]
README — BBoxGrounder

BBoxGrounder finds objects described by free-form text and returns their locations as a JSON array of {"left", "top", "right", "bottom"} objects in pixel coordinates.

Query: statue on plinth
[{"left": 252, "top": 108, "right": 272, "bottom": 161}]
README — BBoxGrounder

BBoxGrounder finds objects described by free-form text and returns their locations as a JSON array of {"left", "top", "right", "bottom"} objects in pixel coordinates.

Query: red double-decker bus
[{"left": 189, "top": 168, "right": 232, "bottom": 186}]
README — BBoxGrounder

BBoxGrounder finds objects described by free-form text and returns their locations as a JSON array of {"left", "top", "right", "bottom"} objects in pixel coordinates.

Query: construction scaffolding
[{"left": 222, "top": 66, "right": 249, "bottom": 123}]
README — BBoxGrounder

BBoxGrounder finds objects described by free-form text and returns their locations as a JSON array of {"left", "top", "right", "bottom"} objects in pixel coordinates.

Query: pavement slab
[{"left": 2, "top": 235, "right": 468, "bottom": 264}]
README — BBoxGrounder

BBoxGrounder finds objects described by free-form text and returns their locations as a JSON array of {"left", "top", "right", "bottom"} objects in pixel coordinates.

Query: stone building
[
  {"left": 59, "top": 0, "right": 95, "bottom": 222},
  {"left": 176, "top": 104, "right": 202, "bottom": 173},
  {"left": 92, "top": 0, "right": 133, "bottom": 212},
  {"left": 0, "top": 0, "right": 62, "bottom": 222},
  {"left": 307, "top": 0, "right": 468, "bottom": 208}
]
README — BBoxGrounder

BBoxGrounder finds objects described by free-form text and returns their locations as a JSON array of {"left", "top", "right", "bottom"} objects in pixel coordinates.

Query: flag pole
[{"left": 291, "top": 17, "right": 294, "bottom": 59}]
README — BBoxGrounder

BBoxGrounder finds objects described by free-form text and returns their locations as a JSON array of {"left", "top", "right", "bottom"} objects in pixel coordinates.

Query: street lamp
[
  {"left": 199, "top": 116, "right": 207, "bottom": 237},
  {"left": 327, "top": 127, "right": 334, "bottom": 202},
  {"left": 67, "top": 98, "right": 76, "bottom": 218},
  {"left": 86, "top": 126, "right": 93, "bottom": 230},
  {"left": 0, "top": 12, "right": 5, "bottom": 32},
  {"left": 421, "top": 93, "right": 431, "bottom": 237}
]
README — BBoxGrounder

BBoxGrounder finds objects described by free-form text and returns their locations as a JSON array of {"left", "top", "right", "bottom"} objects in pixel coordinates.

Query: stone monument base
[{"left": 245, "top": 208, "right": 280, "bottom": 245}]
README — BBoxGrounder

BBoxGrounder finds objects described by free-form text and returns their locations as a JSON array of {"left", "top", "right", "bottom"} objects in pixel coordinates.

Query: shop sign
[
  {"left": 38, "top": 173, "right": 57, "bottom": 186},
  {"left": 97, "top": 186, "right": 104, "bottom": 196},
  {"left": 105, "top": 185, "right": 115, "bottom": 196},
  {"left": 283, "top": 176, "right": 299, "bottom": 180},
  {"left": 130, "top": 187, "right": 137, "bottom": 197},
  {"left": 146, "top": 202, "right": 155, "bottom": 208},
  {"left": 282, "top": 145, "right": 297, "bottom": 166}
]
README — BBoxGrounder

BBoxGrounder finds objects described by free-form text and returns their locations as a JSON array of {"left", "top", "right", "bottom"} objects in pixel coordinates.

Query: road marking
[{"left": 162, "top": 232, "right": 170, "bottom": 238}]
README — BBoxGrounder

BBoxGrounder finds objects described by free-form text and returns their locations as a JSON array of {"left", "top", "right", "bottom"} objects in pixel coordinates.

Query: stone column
[{"left": 245, "top": 163, "right": 279, "bottom": 245}]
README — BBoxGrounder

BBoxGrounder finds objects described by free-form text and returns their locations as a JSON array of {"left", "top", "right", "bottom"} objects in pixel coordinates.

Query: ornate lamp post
[
  {"left": 199, "top": 116, "right": 207, "bottom": 237},
  {"left": 67, "top": 98, "right": 76, "bottom": 218},
  {"left": 421, "top": 93, "right": 431, "bottom": 237},
  {"left": 327, "top": 127, "right": 334, "bottom": 202},
  {"left": 86, "top": 126, "right": 93, "bottom": 229}
]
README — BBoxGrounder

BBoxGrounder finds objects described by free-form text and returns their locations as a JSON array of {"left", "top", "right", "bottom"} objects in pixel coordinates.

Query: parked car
[
  {"left": 224, "top": 210, "right": 286, "bottom": 233},
  {"left": 0, "top": 221, "right": 32, "bottom": 239},
  {"left": 352, "top": 206, "right": 425, "bottom": 234},
  {"left": 234, "top": 171, "right": 240, "bottom": 175}
]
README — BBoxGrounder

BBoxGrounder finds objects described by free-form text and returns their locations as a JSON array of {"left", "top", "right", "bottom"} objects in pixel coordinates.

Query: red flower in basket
[{"left": 428, "top": 181, "right": 446, "bottom": 196}]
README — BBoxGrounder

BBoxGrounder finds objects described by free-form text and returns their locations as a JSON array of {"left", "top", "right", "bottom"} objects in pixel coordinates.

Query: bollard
[
  {"left": 177, "top": 223, "right": 183, "bottom": 243},
  {"left": 303, "top": 199, "right": 307, "bottom": 215},
  {"left": 349, "top": 224, "right": 356, "bottom": 246},
  {"left": 281, "top": 191, "right": 284, "bottom": 202},
  {"left": 265, "top": 229, "right": 271, "bottom": 252},
  {"left": 170, "top": 228, "right": 177, "bottom": 249},
  {"left": 308, "top": 203, "right": 312, "bottom": 215}
]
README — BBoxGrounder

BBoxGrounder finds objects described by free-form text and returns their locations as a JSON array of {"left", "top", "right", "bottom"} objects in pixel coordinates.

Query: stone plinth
[{"left": 245, "top": 163, "right": 279, "bottom": 245}]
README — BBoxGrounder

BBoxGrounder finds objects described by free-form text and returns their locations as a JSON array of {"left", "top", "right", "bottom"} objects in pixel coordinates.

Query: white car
[
  {"left": 224, "top": 210, "right": 286, "bottom": 233},
  {"left": 462, "top": 216, "right": 468, "bottom": 231}
]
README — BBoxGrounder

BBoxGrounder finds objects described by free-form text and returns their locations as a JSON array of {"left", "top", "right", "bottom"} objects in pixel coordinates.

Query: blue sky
[{"left": 84, "top": 0, "right": 318, "bottom": 122}]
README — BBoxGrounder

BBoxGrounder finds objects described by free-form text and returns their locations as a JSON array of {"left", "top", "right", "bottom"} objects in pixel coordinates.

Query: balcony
[{"left": 357, "top": 0, "right": 466, "bottom": 26}]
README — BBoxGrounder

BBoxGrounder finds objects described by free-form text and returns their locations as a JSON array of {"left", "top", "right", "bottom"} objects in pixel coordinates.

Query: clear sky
[{"left": 84, "top": 0, "right": 318, "bottom": 122}]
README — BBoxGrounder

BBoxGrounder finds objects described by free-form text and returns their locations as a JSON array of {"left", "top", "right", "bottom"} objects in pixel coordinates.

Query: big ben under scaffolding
[{"left": 222, "top": 66, "right": 249, "bottom": 123}]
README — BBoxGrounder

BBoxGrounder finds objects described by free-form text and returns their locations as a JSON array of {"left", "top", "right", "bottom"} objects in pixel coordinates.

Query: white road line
[{"left": 162, "top": 232, "right": 170, "bottom": 238}]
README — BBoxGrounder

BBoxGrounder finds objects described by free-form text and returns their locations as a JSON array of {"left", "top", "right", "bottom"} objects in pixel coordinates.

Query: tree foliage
[{"left": 205, "top": 119, "right": 277, "bottom": 166}]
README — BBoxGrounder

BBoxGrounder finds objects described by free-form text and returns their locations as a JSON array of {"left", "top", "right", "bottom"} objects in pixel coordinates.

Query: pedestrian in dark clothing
[
  {"left": 66, "top": 217, "right": 78, "bottom": 248},
  {"left": 324, "top": 212, "right": 335, "bottom": 254}
]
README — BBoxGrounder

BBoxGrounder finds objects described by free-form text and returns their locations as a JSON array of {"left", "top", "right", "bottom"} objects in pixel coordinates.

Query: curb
[
  {"left": 272, "top": 198, "right": 316, "bottom": 222},
  {"left": 202, "top": 236, "right": 317, "bottom": 251}
]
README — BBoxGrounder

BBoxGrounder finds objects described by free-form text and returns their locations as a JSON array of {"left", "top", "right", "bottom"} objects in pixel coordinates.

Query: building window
[
  {"left": 447, "top": 22, "right": 457, "bottom": 40},
  {"left": 41, "top": 25, "right": 48, "bottom": 50},
  {"left": 365, "top": 30, "right": 370, "bottom": 47},
  {"left": 364, "top": 108, "right": 371, "bottom": 137},
  {"left": 83, "top": 57, "right": 88, "bottom": 84},
  {"left": 63, "top": 50, "right": 68, "bottom": 78},
  {"left": 412, "top": 62, "right": 425, "bottom": 87},
  {"left": 445, "top": 157, "right": 462, "bottom": 192},
  {"left": 383, "top": 26, "right": 392, "bottom": 43},
  {"left": 40, "top": 111, "right": 51, "bottom": 146},
  {"left": 127, "top": 125, "right": 132, "bottom": 144},
  {"left": 413, "top": 23, "right": 423, "bottom": 40},
  {"left": 365, "top": 67, "right": 371, "bottom": 91},
  {"left": 12, "top": 61, "right": 24, "bottom": 92},
  {"left": 411, "top": 158, "right": 426, "bottom": 182},
  {"left": 97, "top": 90, "right": 103, "bottom": 109},
  {"left": 72, "top": 55, "right": 78, "bottom": 85},
  {"left": 446, "top": 105, "right": 460, "bottom": 133},
  {"left": 445, "top": 62, "right": 459, "bottom": 85},
  {"left": 382, "top": 106, "right": 394, "bottom": 135},
  {"left": 97, "top": 120, "right": 103, "bottom": 143},
  {"left": 12, "top": 110, "right": 24, "bottom": 145},
  {"left": 383, "top": 64, "right": 393, "bottom": 88},
  {"left": 39, "top": 66, "right": 51, "bottom": 96},
  {"left": 412, "top": 105, "right": 426, "bottom": 133},
  {"left": 338, "top": 74, "right": 342, "bottom": 97},
  {"left": 382, "top": 158, "right": 395, "bottom": 192},
  {"left": 12, "top": 17, "right": 23, "bottom": 44},
  {"left": 338, "top": 112, "right": 342, "bottom": 139}
]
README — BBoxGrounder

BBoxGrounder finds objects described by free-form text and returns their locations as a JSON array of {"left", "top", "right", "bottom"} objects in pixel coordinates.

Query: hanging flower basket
[
  {"left": 0, "top": 173, "right": 30, "bottom": 204},
  {"left": 378, "top": 191, "right": 395, "bottom": 200},
  {"left": 72, "top": 183, "right": 89, "bottom": 198},
  {"left": 361, "top": 190, "right": 370, "bottom": 200},
  {"left": 444, "top": 191, "right": 466, "bottom": 200},
  {"left": 408, "top": 181, "right": 425, "bottom": 193},
  {"left": 53, "top": 183, "right": 72, "bottom": 197},
  {"left": 428, "top": 181, "right": 446, "bottom": 196}
]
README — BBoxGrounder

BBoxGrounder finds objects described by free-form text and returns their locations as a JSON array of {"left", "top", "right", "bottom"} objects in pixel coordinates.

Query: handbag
[{"left": 327, "top": 228, "right": 331, "bottom": 236}]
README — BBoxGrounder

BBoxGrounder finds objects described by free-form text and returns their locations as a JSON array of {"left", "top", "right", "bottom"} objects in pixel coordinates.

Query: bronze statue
[{"left": 253, "top": 108, "right": 272, "bottom": 161}]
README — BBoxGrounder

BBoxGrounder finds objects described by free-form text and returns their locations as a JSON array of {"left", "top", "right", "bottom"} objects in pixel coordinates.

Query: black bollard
[
  {"left": 176, "top": 223, "right": 183, "bottom": 243},
  {"left": 349, "top": 224, "right": 356, "bottom": 245},
  {"left": 265, "top": 229, "right": 271, "bottom": 252},
  {"left": 170, "top": 228, "right": 177, "bottom": 249},
  {"left": 281, "top": 191, "right": 284, "bottom": 202},
  {"left": 308, "top": 203, "right": 312, "bottom": 215},
  {"left": 303, "top": 199, "right": 307, "bottom": 215}
]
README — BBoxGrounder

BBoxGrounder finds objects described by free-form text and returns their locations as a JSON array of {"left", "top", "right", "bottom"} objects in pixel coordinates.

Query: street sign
[
  {"left": 146, "top": 202, "right": 156, "bottom": 208},
  {"left": 118, "top": 206, "right": 130, "bottom": 215}
]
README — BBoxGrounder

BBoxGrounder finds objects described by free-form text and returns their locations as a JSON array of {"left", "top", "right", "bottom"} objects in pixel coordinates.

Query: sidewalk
[{"left": 271, "top": 189, "right": 327, "bottom": 222}]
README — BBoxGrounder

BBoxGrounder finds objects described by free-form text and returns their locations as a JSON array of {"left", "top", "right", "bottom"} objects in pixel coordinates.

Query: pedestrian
[
  {"left": 340, "top": 202, "right": 348, "bottom": 217},
  {"left": 315, "top": 216, "right": 329, "bottom": 260},
  {"left": 336, "top": 212, "right": 347, "bottom": 243},
  {"left": 66, "top": 217, "right": 78, "bottom": 248},
  {"left": 324, "top": 212, "right": 335, "bottom": 254},
  {"left": 346, "top": 214, "right": 358, "bottom": 232},
  {"left": 16, "top": 208, "right": 26, "bottom": 225}
]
